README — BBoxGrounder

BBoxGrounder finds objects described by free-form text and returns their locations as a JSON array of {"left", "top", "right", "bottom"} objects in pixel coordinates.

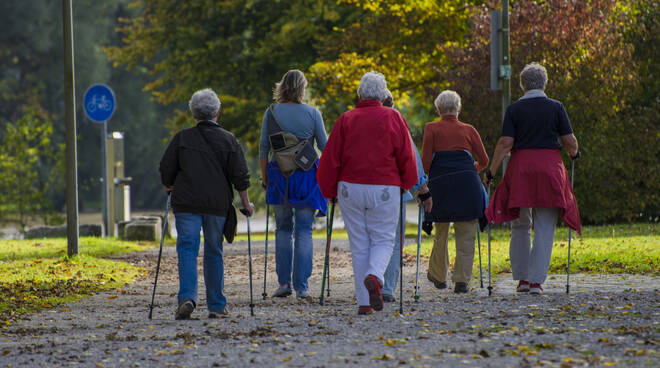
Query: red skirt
[{"left": 485, "top": 149, "right": 581, "bottom": 234}]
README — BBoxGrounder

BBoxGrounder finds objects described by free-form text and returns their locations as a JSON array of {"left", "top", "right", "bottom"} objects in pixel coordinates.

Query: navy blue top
[{"left": 501, "top": 96, "right": 573, "bottom": 149}]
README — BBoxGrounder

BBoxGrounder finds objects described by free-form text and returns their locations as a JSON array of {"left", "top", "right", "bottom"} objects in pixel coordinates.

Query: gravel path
[{"left": 0, "top": 238, "right": 658, "bottom": 367}]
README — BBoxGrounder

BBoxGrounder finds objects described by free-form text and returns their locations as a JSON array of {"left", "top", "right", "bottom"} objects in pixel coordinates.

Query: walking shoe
[
  {"left": 296, "top": 290, "right": 309, "bottom": 299},
  {"left": 208, "top": 308, "right": 229, "bottom": 318},
  {"left": 272, "top": 284, "right": 292, "bottom": 298},
  {"left": 454, "top": 282, "right": 469, "bottom": 293},
  {"left": 516, "top": 280, "right": 530, "bottom": 292},
  {"left": 427, "top": 273, "right": 447, "bottom": 289},
  {"left": 175, "top": 299, "right": 195, "bottom": 320},
  {"left": 382, "top": 294, "right": 396, "bottom": 303},
  {"left": 529, "top": 283, "right": 543, "bottom": 295},
  {"left": 357, "top": 306, "right": 373, "bottom": 315},
  {"left": 363, "top": 274, "right": 384, "bottom": 311}
]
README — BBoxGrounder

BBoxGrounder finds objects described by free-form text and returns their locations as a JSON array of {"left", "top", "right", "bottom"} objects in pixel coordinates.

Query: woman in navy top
[{"left": 485, "top": 63, "right": 581, "bottom": 295}]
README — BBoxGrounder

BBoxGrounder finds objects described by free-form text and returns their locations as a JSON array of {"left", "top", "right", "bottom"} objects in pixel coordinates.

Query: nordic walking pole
[
  {"left": 240, "top": 209, "right": 255, "bottom": 316},
  {"left": 148, "top": 193, "right": 171, "bottom": 320},
  {"left": 326, "top": 210, "right": 331, "bottom": 298},
  {"left": 414, "top": 205, "right": 422, "bottom": 302},
  {"left": 262, "top": 204, "right": 269, "bottom": 300},
  {"left": 487, "top": 182, "right": 493, "bottom": 296},
  {"left": 319, "top": 198, "right": 336, "bottom": 305},
  {"left": 476, "top": 223, "right": 483, "bottom": 288},
  {"left": 399, "top": 195, "right": 404, "bottom": 314},
  {"left": 566, "top": 158, "right": 576, "bottom": 294}
]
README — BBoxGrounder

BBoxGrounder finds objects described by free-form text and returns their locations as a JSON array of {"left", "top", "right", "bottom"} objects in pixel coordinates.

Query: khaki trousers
[{"left": 428, "top": 220, "right": 477, "bottom": 285}]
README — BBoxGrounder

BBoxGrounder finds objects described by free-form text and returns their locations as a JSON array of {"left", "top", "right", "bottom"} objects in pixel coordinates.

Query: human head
[
  {"left": 189, "top": 88, "right": 221, "bottom": 121},
  {"left": 382, "top": 89, "right": 394, "bottom": 107},
  {"left": 357, "top": 71, "right": 388, "bottom": 101},
  {"left": 434, "top": 90, "right": 461, "bottom": 116},
  {"left": 519, "top": 63, "right": 548, "bottom": 91},
  {"left": 274, "top": 69, "right": 308, "bottom": 103}
]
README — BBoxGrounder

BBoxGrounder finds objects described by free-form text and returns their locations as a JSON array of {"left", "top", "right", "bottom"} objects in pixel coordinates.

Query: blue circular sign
[{"left": 83, "top": 84, "right": 116, "bottom": 122}]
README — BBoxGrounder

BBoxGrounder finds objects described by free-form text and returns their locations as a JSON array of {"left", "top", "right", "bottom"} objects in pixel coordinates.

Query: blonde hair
[{"left": 273, "top": 70, "right": 307, "bottom": 103}]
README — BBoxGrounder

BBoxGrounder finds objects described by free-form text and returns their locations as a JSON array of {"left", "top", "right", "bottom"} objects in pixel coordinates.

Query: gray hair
[
  {"left": 520, "top": 63, "right": 548, "bottom": 91},
  {"left": 189, "top": 88, "right": 221, "bottom": 121},
  {"left": 434, "top": 90, "right": 461, "bottom": 116},
  {"left": 357, "top": 71, "right": 388, "bottom": 101},
  {"left": 274, "top": 70, "right": 307, "bottom": 103}
]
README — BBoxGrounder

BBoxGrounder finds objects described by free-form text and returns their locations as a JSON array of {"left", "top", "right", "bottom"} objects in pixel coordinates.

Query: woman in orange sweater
[{"left": 421, "top": 90, "right": 489, "bottom": 293}]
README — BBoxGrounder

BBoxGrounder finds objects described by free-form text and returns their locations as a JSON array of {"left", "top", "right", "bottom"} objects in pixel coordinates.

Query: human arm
[
  {"left": 159, "top": 133, "right": 180, "bottom": 191},
  {"left": 396, "top": 116, "right": 418, "bottom": 190},
  {"left": 486, "top": 136, "right": 514, "bottom": 181},
  {"left": 238, "top": 189, "right": 254, "bottom": 216},
  {"left": 470, "top": 127, "right": 490, "bottom": 172},
  {"left": 560, "top": 133, "right": 579, "bottom": 158},
  {"left": 316, "top": 118, "right": 343, "bottom": 199},
  {"left": 313, "top": 108, "right": 328, "bottom": 151},
  {"left": 411, "top": 146, "right": 432, "bottom": 212},
  {"left": 260, "top": 158, "right": 268, "bottom": 188},
  {"left": 420, "top": 123, "right": 433, "bottom": 174}
]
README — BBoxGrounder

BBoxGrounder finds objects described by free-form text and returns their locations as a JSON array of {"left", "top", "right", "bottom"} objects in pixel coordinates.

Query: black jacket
[{"left": 160, "top": 121, "right": 250, "bottom": 239}]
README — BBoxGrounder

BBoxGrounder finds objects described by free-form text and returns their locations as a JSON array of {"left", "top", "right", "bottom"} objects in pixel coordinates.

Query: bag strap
[{"left": 267, "top": 105, "right": 285, "bottom": 136}]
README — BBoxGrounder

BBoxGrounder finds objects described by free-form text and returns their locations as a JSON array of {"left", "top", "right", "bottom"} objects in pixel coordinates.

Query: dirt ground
[{"left": 0, "top": 238, "right": 658, "bottom": 367}]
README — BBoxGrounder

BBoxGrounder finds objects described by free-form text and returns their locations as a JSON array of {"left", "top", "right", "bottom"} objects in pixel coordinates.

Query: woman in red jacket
[{"left": 317, "top": 71, "right": 418, "bottom": 315}]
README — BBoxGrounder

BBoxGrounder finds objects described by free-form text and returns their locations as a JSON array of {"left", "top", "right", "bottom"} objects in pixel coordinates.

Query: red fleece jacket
[{"left": 317, "top": 100, "right": 418, "bottom": 199}]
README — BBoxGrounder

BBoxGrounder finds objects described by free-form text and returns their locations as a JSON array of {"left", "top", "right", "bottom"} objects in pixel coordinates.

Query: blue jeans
[
  {"left": 273, "top": 205, "right": 315, "bottom": 293},
  {"left": 382, "top": 204, "right": 406, "bottom": 296},
  {"left": 175, "top": 213, "right": 227, "bottom": 312}
]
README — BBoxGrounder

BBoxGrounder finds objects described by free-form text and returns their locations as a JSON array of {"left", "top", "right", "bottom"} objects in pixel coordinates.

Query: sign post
[
  {"left": 63, "top": 0, "right": 79, "bottom": 256},
  {"left": 83, "top": 84, "right": 116, "bottom": 237}
]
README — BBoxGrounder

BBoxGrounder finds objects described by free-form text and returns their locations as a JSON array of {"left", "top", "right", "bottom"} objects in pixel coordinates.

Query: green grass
[
  {"left": 405, "top": 222, "right": 660, "bottom": 278},
  {"left": 0, "top": 237, "right": 157, "bottom": 323}
]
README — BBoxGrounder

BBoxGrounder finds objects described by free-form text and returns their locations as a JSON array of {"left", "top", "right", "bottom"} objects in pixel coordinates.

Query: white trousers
[
  {"left": 338, "top": 181, "right": 400, "bottom": 306},
  {"left": 510, "top": 207, "right": 559, "bottom": 284}
]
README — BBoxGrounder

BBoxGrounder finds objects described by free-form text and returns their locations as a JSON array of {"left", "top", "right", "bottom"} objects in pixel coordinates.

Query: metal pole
[
  {"left": 501, "top": 0, "right": 511, "bottom": 174},
  {"left": 566, "top": 160, "right": 575, "bottom": 294},
  {"left": 101, "top": 121, "right": 108, "bottom": 237},
  {"left": 63, "top": 0, "right": 79, "bottom": 256}
]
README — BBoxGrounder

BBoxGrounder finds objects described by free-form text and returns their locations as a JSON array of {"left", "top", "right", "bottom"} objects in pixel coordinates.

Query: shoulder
[{"left": 546, "top": 98, "right": 565, "bottom": 109}]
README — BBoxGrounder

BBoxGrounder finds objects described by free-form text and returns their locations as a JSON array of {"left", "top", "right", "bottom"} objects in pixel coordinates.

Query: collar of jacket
[
  {"left": 197, "top": 120, "right": 221, "bottom": 128},
  {"left": 440, "top": 114, "right": 460, "bottom": 123},
  {"left": 519, "top": 89, "right": 547, "bottom": 100},
  {"left": 356, "top": 99, "right": 382, "bottom": 108}
]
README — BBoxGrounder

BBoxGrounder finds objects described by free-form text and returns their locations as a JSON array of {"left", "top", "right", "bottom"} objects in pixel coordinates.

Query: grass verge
[
  {"left": 404, "top": 222, "right": 659, "bottom": 278},
  {"left": 0, "top": 237, "right": 157, "bottom": 323}
]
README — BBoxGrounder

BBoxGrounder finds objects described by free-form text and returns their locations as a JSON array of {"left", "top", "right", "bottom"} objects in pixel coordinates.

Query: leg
[
  {"left": 529, "top": 207, "right": 559, "bottom": 284},
  {"left": 174, "top": 213, "right": 202, "bottom": 305},
  {"left": 201, "top": 214, "right": 227, "bottom": 312},
  {"left": 428, "top": 222, "right": 450, "bottom": 283},
  {"left": 382, "top": 204, "right": 406, "bottom": 296},
  {"left": 509, "top": 207, "right": 532, "bottom": 281},
  {"left": 452, "top": 219, "right": 477, "bottom": 285},
  {"left": 338, "top": 182, "right": 370, "bottom": 307},
  {"left": 364, "top": 186, "right": 400, "bottom": 286},
  {"left": 273, "top": 204, "right": 294, "bottom": 288},
  {"left": 292, "top": 206, "right": 316, "bottom": 295}
]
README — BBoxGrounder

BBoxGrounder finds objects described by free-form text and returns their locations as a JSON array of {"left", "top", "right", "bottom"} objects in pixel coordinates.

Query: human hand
[
  {"left": 570, "top": 151, "right": 580, "bottom": 161},
  {"left": 163, "top": 185, "right": 173, "bottom": 193},
  {"left": 240, "top": 202, "right": 255, "bottom": 217}
]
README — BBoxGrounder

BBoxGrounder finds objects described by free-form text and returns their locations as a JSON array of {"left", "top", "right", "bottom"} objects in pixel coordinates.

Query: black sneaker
[
  {"left": 208, "top": 308, "right": 229, "bottom": 318},
  {"left": 427, "top": 274, "right": 447, "bottom": 289},
  {"left": 175, "top": 299, "right": 195, "bottom": 320},
  {"left": 382, "top": 294, "right": 396, "bottom": 303},
  {"left": 454, "top": 282, "right": 469, "bottom": 294}
]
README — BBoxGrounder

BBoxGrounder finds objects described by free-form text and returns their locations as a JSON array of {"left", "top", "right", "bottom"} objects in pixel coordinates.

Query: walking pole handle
[{"left": 239, "top": 208, "right": 251, "bottom": 217}]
